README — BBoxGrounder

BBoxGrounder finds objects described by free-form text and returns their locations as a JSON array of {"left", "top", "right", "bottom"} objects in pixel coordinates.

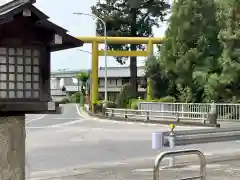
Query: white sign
[{"left": 65, "top": 85, "right": 79, "bottom": 92}]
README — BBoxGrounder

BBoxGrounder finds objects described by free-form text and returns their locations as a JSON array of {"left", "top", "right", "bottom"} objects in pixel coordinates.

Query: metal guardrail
[
  {"left": 153, "top": 149, "right": 206, "bottom": 180},
  {"left": 106, "top": 108, "right": 209, "bottom": 123},
  {"left": 138, "top": 102, "right": 240, "bottom": 121}
]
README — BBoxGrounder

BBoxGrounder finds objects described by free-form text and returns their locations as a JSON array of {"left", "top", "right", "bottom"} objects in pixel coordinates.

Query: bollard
[
  {"left": 208, "top": 101, "right": 218, "bottom": 124},
  {"left": 168, "top": 124, "right": 176, "bottom": 168},
  {"left": 176, "top": 113, "right": 180, "bottom": 122},
  {"left": 152, "top": 132, "right": 164, "bottom": 149},
  {"left": 124, "top": 110, "right": 128, "bottom": 119},
  {"left": 146, "top": 111, "right": 150, "bottom": 122},
  {"left": 111, "top": 109, "right": 114, "bottom": 117}
]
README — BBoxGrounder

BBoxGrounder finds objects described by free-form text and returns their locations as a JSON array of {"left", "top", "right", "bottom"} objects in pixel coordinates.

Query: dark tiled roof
[{"left": 0, "top": 0, "right": 83, "bottom": 51}]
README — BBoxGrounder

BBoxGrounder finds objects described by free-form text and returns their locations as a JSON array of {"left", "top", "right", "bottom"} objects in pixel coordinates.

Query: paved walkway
[
  {"left": 39, "top": 158, "right": 240, "bottom": 180},
  {"left": 26, "top": 105, "right": 240, "bottom": 180}
]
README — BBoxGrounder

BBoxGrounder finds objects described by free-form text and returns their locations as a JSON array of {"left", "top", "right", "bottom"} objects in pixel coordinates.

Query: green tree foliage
[
  {"left": 146, "top": 0, "right": 222, "bottom": 102},
  {"left": 116, "top": 83, "right": 133, "bottom": 108},
  {"left": 91, "top": 0, "right": 170, "bottom": 97},
  {"left": 91, "top": 0, "right": 170, "bottom": 58},
  {"left": 75, "top": 72, "right": 89, "bottom": 96},
  {"left": 145, "top": 56, "right": 169, "bottom": 98},
  {"left": 214, "top": 0, "right": 240, "bottom": 102}
]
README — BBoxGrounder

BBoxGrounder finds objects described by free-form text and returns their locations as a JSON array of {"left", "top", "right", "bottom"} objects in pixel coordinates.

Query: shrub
[
  {"left": 70, "top": 92, "right": 81, "bottom": 103},
  {"left": 128, "top": 96, "right": 176, "bottom": 108},
  {"left": 95, "top": 103, "right": 102, "bottom": 113},
  {"left": 105, "top": 101, "right": 117, "bottom": 108},
  {"left": 116, "top": 83, "right": 133, "bottom": 108},
  {"left": 128, "top": 99, "right": 145, "bottom": 109},
  {"left": 158, "top": 96, "right": 176, "bottom": 102},
  {"left": 130, "top": 101, "right": 138, "bottom": 109},
  {"left": 59, "top": 97, "right": 70, "bottom": 104},
  {"left": 93, "top": 100, "right": 117, "bottom": 113}
]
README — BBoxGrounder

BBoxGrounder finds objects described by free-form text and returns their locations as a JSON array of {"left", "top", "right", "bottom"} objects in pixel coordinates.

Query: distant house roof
[
  {"left": 0, "top": 0, "right": 83, "bottom": 51},
  {"left": 51, "top": 66, "right": 146, "bottom": 78},
  {"left": 97, "top": 66, "right": 145, "bottom": 77}
]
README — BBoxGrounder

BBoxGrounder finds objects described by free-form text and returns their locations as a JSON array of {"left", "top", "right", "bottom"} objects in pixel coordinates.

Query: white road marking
[
  {"left": 40, "top": 118, "right": 80, "bottom": 120},
  {"left": 132, "top": 168, "right": 152, "bottom": 172},
  {"left": 26, "top": 114, "right": 47, "bottom": 124},
  {"left": 48, "top": 119, "right": 83, "bottom": 127},
  {"left": 76, "top": 105, "right": 161, "bottom": 126},
  {"left": 76, "top": 104, "right": 82, "bottom": 116},
  {"left": 26, "top": 127, "right": 48, "bottom": 129},
  {"left": 26, "top": 105, "right": 85, "bottom": 128}
]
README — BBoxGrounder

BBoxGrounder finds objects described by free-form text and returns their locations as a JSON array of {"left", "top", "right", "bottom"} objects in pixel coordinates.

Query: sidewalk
[
  {"left": 28, "top": 148, "right": 240, "bottom": 180},
  {"left": 32, "top": 158, "right": 240, "bottom": 180}
]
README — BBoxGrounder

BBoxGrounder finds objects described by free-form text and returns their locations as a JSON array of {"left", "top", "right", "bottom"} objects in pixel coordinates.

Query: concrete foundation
[{"left": 0, "top": 116, "right": 25, "bottom": 180}]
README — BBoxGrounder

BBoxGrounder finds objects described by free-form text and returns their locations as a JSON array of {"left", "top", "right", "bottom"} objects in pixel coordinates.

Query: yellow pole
[
  {"left": 91, "top": 40, "right": 99, "bottom": 113},
  {"left": 147, "top": 40, "right": 153, "bottom": 100}
]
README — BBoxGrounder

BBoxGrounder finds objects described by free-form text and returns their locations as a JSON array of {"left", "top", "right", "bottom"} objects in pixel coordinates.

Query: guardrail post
[
  {"left": 124, "top": 110, "right": 128, "bottom": 119},
  {"left": 202, "top": 114, "right": 207, "bottom": 124},
  {"left": 146, "top": 111, "right": 149, "bottom": 122},
  {"left": 176, "top": 113, "right": 180, "bottom": 122},
  {"left": 105, "top": 109, "right": 108, "bottom": 117},
  {"left": 111, "top": 109, "right": 114, "bottom": 117},
  {"left": 168, "top": 124, "right": 176, "bottom": 168}
]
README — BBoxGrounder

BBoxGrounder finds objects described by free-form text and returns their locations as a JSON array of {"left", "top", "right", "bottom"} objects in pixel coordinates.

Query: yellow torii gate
[{"left": 76, "top": 36, "right": 163, "bottom": 112}]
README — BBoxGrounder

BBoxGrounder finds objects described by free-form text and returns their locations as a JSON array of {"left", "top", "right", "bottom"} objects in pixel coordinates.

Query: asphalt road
[{"left": 25, "top": 104, "right": 240, "bottom": 180}]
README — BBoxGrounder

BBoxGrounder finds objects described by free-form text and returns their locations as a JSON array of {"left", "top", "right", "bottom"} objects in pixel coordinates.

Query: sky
[{"left": 1, "top": 0, "right": 169, "bottom": 71}]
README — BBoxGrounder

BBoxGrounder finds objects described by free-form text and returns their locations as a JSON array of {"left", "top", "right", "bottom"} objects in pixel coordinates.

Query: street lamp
[
  {"left": 77, "top": 49, "right": 92, "bottom": 55},
  {"left": 76, "top": 49, "right": 92, "bottom": 101},
  {"left": 73, "top": 12, "right": 108, "bottom": 104}
]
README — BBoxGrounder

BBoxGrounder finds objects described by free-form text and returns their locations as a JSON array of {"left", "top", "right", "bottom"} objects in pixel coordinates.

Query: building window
[
  {"left": 109, "top": 79, "right": 116, "bottom": 86},
  {"left": 122, "top": 78, "right": 129, "bottom": 85},
  {"left": 0, "top": 47, "right": 40, "bottom": 99},
  {"left": 117, "top": 79, "right": 122, "bottom": 87}
]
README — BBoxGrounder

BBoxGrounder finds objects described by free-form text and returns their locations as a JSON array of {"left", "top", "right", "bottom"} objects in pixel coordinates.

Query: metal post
[
  {"left": 78, "top": 79, "right": 80, "bottom": 104},
  {"left": 153, "top": 149, "right": 206, "bottom": 180},
  {"left": 168, "top": 124, "right": 176, "bottom": 168},
  {"left": 73, "top": 12, "right": 108, "bottom": 104},
  {"left": 147, "top": 40, "right": 153, "bottom": 100},
  {"left": 76, "top": 50, "right": 92, "bottom": 108},
  {"left": 91, "top": 41, "right": 99, "bottom": 113},
  {"left": 208, "top": 101, "right": 218, "bottom": 124},
  {"left": 103, "top": 23, "right": 107, "bottom": 103}
]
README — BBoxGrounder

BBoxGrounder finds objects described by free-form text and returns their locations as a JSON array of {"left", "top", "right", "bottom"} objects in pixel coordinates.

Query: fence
[
  {"left": 138, "top": 102, "right": 240, "bottom": 121},
  {"left": 106, "top": 108, "right": 209, "bottom": 123}
]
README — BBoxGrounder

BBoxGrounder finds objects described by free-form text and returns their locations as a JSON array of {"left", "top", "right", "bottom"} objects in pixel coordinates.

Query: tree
[
  {"left": 75, "top": 72, "right": 89, "bottom": 96},
  {"left": 91, "top": 0, "right": 170, "bottom": 98},
  {"left": 116, "top": 83, "right": 133, "bottom": 108},
  {"left": 212, "top": 0, "right": 240, "bottom": 102},
  {"left": 159, "top": 0, "right": 222, "bottom": 102},
  {"left": 145, "top": 56, "right": 169, "bottom": 98}
]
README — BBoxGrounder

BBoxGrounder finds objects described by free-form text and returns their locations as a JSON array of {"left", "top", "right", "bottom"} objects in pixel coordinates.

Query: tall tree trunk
[
  {"left": 0, "top": 115, "right": 25, "bottom": 180},
  {"left": 130, "top": 8, "right": 138, "bottom": 98}
]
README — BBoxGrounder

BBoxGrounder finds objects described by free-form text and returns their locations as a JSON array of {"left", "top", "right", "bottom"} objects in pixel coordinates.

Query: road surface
[{"left": 26, "top": 104, "right": 240, "bottom": 180}]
